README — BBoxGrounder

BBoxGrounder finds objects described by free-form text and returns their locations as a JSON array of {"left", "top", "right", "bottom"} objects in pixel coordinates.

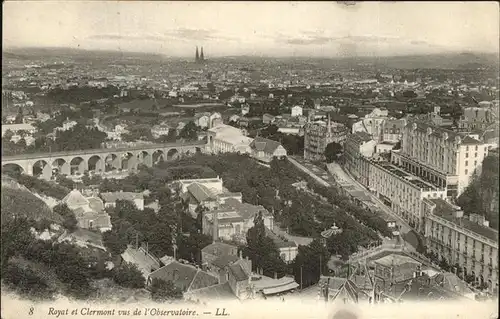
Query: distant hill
[
  {"left": 3, "top": 47, "right": 165, "bottom": 63},
  {"left": 1, "top": 177, "right": 63, "bottom": 225}
]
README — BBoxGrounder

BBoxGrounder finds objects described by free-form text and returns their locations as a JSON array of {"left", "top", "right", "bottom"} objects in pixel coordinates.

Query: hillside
[
  {"left": 457, "top": 151, "right": 499, "bottom": 230},
  {"left": 1, "top": 178, "right": 63, "bottom": 225}
]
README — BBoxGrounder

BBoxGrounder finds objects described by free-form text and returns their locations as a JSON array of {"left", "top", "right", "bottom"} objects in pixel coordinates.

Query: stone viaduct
[{"left": 1, "top": 141, "right": 207, "bottom": 180}]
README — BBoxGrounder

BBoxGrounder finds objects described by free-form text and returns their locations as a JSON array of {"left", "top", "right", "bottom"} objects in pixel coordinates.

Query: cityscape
[{"left": 1, "top": 2, "right": 499, "bottom": 318}]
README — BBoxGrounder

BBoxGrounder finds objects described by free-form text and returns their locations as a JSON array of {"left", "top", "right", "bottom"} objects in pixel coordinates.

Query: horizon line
[{"left": 4, "top": 45, "right": 500, "bottom": 60}]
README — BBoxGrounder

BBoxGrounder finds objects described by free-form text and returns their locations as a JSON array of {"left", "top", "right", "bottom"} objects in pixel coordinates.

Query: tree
[
  {"left": 178, "top": 121, "right": 198, "bottom": 141},
  {"left": 244, "top": 211, "right": 287, "bottom": 277},
  {"left": 2, "top": 261, "right": 55, "bottom": 299},
  {"left": 150, "top": 278, "right": 183, "bottom": 301},
  {"left": 112, "top": 262, "right": 145, "bottom": 289},
  {"left": 293, "top": 239, "right": 331, "bottom": 289},
  {"left": 325, "top": 142, "right": 343, "bottom": 163},
  {"left": 102, "top": 229, "right": 128, "bottom": 256},
  {"left": 53, "top": 203, "right": 78, "bottom": 232},
  {"left": 3, "top": 129, "right": 14, "bottom": 141},
  {"left": 402, "top": 90, "right": 417, "bottom": 98}
]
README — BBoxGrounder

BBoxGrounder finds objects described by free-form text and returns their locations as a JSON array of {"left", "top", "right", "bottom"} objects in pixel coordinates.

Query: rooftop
[
  {"left": 428, "top": 198, "right": 498, "bottom": 242},
  {"left": 101, "top": 191, "right": 144, "bottom": 203},
  {"left": 250, "top": 137, "right": 284, "bottom": 155},
  {"left": 221, "top": 198, "right": 271, "bottom": 220},
  {"left": 148, "top": 261, "right": 218, "bottom": 292},
  {"left": 185, "top": 282, "right": 237, "bottom": 301},
  {"left": 201, "top": 242, "right": 238, "bottom": 257},
  {"left": 373, "top": 254, "right": 422, "bottom": 267}
]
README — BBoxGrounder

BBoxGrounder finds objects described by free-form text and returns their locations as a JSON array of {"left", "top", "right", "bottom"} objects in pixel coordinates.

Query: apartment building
[
  {"left": 344, "top": 132, "right": 377, "bottom": 187},
  {"left": 392, "top": 120, "right": 490, "bottom": 198},
  {"left": 303, "top": 115, "right": 348, "bottom": 161},
  {"left": 459, "top": 106, "right": 498, "bottom": 132},
  {"left": 422, "top": 198, "right": 498, "bottom": 293},
  {"left": 368, "top": 160, "right": 447, "bottom": 232}
]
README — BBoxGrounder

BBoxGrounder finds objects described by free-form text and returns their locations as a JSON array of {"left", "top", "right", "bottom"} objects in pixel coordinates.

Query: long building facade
[
  {"left": 344, "top": 119, "right": 494, "bottom": 234},
  {"left": 422, "top": 198, "right": 498, "bottom": 294}
]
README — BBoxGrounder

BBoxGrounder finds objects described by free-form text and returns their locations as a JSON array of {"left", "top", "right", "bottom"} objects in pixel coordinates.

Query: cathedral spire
[
  {"left": 195, "top": 46, "right": 199, "bottom": 63},
  {"left": 200, "top": 46, "right": 204, "bottom": 62}
]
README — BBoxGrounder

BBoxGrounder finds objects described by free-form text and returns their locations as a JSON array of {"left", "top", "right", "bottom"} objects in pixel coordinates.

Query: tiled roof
[
  {"left": 250, "top": 137, "right": 284, "bottom": 155},
  {"left": 211, "top": 255, "right": 240, "bottom": 269},
  {"left": 121, "top": 246, "right": 161, "bottom": 278},
  {"left": 186, "top": 183, "right": 215, "bottom": 203},
  {"left": 202, "top": 242, "right": 238, "bottom": 257},
  {"left": 221, "top": 198, "right": 270, "bottom": 220},
  {"left": 87, "top": 197, "right": 105, "bottom": 212},
  {"left": 101, "top": 192, "right": 144, "bottom": 203},
  {"left": 148, "top": 261, "right": 218, "bottom": 292},
  {"left": 460, "top": 136, "right": 482, "bottom": 145},
  {"left": 189, "top": 269, "right": 220, "bottom": 291},
  {"left": 352, "top": 131, "right": 373, "bottom": 142},
  {"left": 229, "top": 263, "right": 249, "bottom": 281},
  {"left": 185, "top": 282, "right": 237, "bottom": 301},
  {"left": 62, "top": 189, "right": 90, "bottom": 209}
]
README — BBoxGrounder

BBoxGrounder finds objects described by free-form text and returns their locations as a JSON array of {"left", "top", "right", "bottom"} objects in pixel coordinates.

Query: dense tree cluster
[
  {"left": 1, "top": 216, "right": 109, "bottom": 299},
  {"left": 150, "top": 278, "right": 183, "bottom": 302},
  {"left": 53, "top": 203, "right": 78, "bottom": 232},
  {"left": 46, "top": 86, "right": 120, "bottom": 104},
  {"left": 259, "top": 124, "right": 305, "bottom": 156},
  {"left": 292, "top": 239, "right": 330, "bottom": 288},
  {"left": 325, "top": 142, "right": 343, "bottom": 163},
  {"left": 2, "top": 172, "right": 70, "bottom": 200},
  {"left": 111, "top": 262, "right": 145, "bottom": 289},
  {"left": 457, "top": 152, "right": 499, "bottom": 230},
  {"left": 243, "top": 212, "right": 288, "bottom": 278}
]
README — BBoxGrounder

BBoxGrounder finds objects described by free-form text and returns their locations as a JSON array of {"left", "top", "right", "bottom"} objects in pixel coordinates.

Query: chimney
[
  {"left": 239, "top": 250, "right": 243, "bottom": 260},
  {"left": 212, "top": 211, "right": 218, "bottom": 242}
]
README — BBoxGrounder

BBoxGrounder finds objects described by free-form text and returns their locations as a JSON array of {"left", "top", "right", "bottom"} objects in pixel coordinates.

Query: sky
[{"left": 3, "top": 1, "right": 499, "bottom": 58}]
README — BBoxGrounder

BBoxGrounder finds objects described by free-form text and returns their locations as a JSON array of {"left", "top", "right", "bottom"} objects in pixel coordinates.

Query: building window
[
  {"left": 474, "top": 152, "right": 477, "bottom": 158},
  {"left": 465, "top": 169, "right": 468, "bottom": 175},
  {"left": 466, "top": 146, "right": 469, "bottom": 151},
  {"left": 466, "top": 153, "right": 469, "bottom": 158},
  {"left": 474, "top": 160, "right": 477, "bottom": 166},
  {"left": 465, "top": 161, "right": 468, "bottom": 167},
  {"left": 475, "top": 145, "right": 478, "bottom": 151}
]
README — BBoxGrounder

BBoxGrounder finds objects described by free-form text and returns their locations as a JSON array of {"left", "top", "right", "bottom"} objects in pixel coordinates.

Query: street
[{"left": 289, "top": 156, "right": 415, "bottom": 247}]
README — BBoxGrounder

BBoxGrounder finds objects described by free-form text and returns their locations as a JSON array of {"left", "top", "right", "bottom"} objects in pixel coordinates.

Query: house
[
  {"left": 249, "top": 137, "right": 288, "bottom": 164},
  {"left": 218, "top": 255, "right": 253, "bottom": 300},
  {"left": 195, "top": 113, "right": 210, "bottom": 128},
  {"left": 291, "top": 105, "right": 303, "bottom": 117},
  {"left": 201, "top": 242, "right": 239, "bottom": 269},
  {"left": 262, "top": 113, "right": 276, "bottom": 124},
  {"left": 120, "top": 245, "right": 161, "bottom": 279},
  {"left": 202, "top": 198, "right": 274, "bottom": 244},
  {"left": 229, "top": 115, "right": 240, "bottom": 123},
  {"left": 147, "top": 261, "right": 219, "bottom": 294},
  {"left": 209, "top": 112, "right": 222, "bottom": 128},
  {"left": 61, "top": 189, "right": 112, "bottom": 232},
  {"left": 1, "top": 123, "right": 37, "bottom": 137},
  {"left": 265, "top": 228, "right": 298, "bottom": 263},
  {"left": 181, "top": 182, "right": 219, "bottom": 216},
  {"left": 101, "top": 191, "right": 144, "bottom": 210},
  {"left": 151, "top": 125, "right": 171, "bottom": 139},
  {"left": 56, "top": 119, "right": 78, "bottom": 131}
]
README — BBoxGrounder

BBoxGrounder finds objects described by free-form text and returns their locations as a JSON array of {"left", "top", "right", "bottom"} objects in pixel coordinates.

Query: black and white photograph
[{"left": 1, "top": 2, "right": 499, "bottom": 319}]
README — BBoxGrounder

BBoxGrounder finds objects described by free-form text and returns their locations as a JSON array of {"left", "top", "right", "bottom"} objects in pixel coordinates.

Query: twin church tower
[{"left": 195, "top": 46, "right": 206, "bottom": 63}]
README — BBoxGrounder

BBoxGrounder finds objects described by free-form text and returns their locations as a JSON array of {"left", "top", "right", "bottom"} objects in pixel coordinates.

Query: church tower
[
  {"left": 195, "top": 46, "right": 199, "bottom": 63},
  {"left": 200, "top": 47, "right": 205, "bottom": 62}
]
